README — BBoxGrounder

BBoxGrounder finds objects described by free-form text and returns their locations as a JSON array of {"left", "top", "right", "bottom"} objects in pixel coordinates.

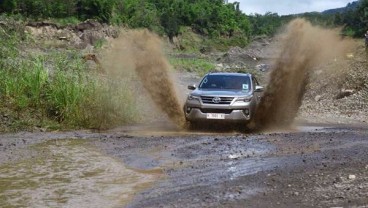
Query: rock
[
  {"left": 348, "top": 175, "right": 356, "bottom": 180},
  {"left": 256, "top": 64, "right": 271, "bottom": 72},
  {"left": 215, "top": 63, "right": 224, "bottom": 71},
  {"left": 314, "top": 95, "right": 322, "bottom": 102},
  {"left": 293, "top": 192, "right": 299, "bottom": 196},
  {"left": 335, "top": 89, "right": 355, "bottom": 100},
  {"left": 74, "top": 19, "right": 102, "bottom": 31},
  {"left": 334, "top": 177, "right": 343, "bottom": 183},
  {"left": 346, "top": 53, "right": 354, "bottom": 58},
  {"left": 219, "top": 46, "right": 259, "bottom": 69},
  {"left": 228, "top": 154, "right": 241, "bottom": 159}
]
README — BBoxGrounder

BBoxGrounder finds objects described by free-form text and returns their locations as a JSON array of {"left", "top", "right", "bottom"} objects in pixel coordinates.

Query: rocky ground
[
  {"left": 102, "top": 125, "right": 368, "bottom": 208},
  {"left": 0, "top": 123, "right": 367, "bottom": 207},
  {"left": 24, "top": 19, "right": 119, "bottom": 49},
  {"left": 300, "top": 46, "right": 368, "bottom": 124}
]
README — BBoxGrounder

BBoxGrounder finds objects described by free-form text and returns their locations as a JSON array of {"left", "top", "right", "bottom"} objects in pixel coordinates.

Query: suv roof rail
[{"left": 207, "top": 71, "right": 250, "bottom": 75}]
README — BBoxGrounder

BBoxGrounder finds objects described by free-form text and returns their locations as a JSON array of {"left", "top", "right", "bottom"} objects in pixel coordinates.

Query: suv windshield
[{"left": 199, "top": 74, "right": 251, "bottom": 91}]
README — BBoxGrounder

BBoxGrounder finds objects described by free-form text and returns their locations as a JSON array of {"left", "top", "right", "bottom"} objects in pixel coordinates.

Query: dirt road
[{"left": 0, "top": 122, "right": 367, "bottom": 207}]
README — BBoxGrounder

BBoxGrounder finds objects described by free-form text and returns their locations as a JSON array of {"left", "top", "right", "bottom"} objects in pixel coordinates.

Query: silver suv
[{"left": 184, "top": 72, "right": 263, "bottom": 124}]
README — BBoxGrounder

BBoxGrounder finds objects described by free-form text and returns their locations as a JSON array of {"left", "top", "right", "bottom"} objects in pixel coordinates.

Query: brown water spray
[
  {"left": 255, "top": 18, "right": 355, "bottom": 128},
  {"left": 101, "top": 29, "right": 185, "bottom": 127}
]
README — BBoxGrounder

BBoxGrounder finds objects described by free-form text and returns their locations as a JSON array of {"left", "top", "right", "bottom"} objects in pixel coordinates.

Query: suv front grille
[
  {"left": 201, "top": 96, "right": 234, "bottom": 105},
  {"left": 200, "top": 109, "right": 233, "bottom": 114}
]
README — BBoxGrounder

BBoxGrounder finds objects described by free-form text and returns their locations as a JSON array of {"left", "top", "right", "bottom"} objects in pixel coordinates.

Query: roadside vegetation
[{"left": 0, "top": 23, "right": 139, "bottom": 131}]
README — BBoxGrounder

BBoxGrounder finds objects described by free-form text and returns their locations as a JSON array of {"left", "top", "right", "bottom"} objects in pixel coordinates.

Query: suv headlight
[
  {"left": 188, "top": 94, "right": 200, "bottom": 100},
  {"left": 236, "top": 96, "right": 253, "bottom": 102}
]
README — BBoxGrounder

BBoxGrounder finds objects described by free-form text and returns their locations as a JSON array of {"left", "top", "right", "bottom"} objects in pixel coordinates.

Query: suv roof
[{"left": 207, "top": 72, "right": 251, "bottom": 76}]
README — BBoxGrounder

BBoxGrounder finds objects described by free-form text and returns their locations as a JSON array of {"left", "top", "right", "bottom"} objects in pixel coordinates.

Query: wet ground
[{"left": 0, "top": 123, "right": 367, "bottom": 207}]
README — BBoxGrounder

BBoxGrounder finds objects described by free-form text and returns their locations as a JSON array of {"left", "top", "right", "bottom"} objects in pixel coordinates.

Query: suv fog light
[
  {"left": 186, "top": 107, "right": 192, "bottom": 114},
  {"left": 243, "top": 109, "right": 250, "bottom": 116}
]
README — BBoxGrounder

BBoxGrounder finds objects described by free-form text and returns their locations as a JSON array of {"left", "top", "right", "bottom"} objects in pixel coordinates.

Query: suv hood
[{"left": 191, "top": 89, "right": 252, "bottom": 97}]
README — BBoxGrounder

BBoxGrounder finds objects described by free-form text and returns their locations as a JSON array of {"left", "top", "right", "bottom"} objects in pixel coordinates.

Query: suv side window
[{"left": 252, "top": 77, "right": 256, "bottom": 90}]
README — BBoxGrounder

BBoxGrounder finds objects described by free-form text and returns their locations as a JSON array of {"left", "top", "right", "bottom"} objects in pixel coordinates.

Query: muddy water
[
  {"left": 255, "top": 18, "right": 355, "bottom": 129},
  {"left": 102, "top": 30, "right": 185, "bottom": 128},
  {"left": 0, "top": 139, "right": 161, "bottom": 208}
]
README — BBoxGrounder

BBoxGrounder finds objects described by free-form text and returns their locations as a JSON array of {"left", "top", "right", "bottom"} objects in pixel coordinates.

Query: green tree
[
  {"left": 345, "top": 0, "right": 368, "bottom": 37},
  {"left": 160, "top": 7, "right": 180, "bottom": 43}
]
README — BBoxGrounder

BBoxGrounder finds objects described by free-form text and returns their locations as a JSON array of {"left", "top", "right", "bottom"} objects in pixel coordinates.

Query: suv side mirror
[
  {"left": 188, "top": 84, "right": 196, "bottom": 90},
  {"left": 254, "top": 86, "right": 264, "bottom": 92}
]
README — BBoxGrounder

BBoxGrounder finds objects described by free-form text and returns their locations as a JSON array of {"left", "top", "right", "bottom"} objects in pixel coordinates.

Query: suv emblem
[{"left": 212, "top": 97, "right": 221, "bottom": 103}]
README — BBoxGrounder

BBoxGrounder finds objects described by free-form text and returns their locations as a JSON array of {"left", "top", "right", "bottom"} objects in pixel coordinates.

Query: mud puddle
[
  {"left": 111, "top": 120, "right": 359, "bottom": 137},
  {"left": 111, "top": 121, "right": 252, "bottom": 137},
  {"left": 0, "top": 139, "right": 161, "bottom": 208}
]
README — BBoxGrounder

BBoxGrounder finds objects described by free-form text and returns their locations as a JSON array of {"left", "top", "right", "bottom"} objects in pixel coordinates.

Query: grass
[
  {"left": 177, "top": 26, "right": 249, "bottom": 53},
  {"left": 0, "top": 26, "right": 139, "bottom": 131},
  {"left": 169, "top": 57, "right": 215, "bottom": 76},
  {"left": 203, "top": 35, "right": 249, "bottom": 52},
  {"left": 93, "top": 38, "right": 107, "bottom": 49}
]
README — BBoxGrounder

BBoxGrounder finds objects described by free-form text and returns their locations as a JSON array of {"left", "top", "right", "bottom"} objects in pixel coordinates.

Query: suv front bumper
[{"left": 184, "top": 107, "right": 251, "bottom": 122}]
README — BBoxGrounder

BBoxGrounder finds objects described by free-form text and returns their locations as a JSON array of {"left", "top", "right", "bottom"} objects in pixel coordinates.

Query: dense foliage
[
  {"left": 248, "top": 0, "right": 368, "bottom": 37},
  {"left": 334, "top": 0, "right": 368, "bottom": 37},
  {"left": 248, "top": 13, "right": 287, "bottom": 36},
  {"left": 0, "top": 0, "right": 251, "bottom": 42},
  {"left": 0, "top": 0, "right": 367, "bottom": 40},
  {"left": 0, "top": 0, "right": 368, "bottom": 40}
]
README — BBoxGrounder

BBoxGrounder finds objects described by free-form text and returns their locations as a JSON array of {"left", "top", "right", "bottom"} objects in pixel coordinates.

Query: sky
[{"left": 228, "top": 0, "right": 355, "bottom": 15}]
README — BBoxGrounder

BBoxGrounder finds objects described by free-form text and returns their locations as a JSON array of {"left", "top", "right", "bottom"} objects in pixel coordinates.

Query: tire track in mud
[{"left": 255, "top": 18, "right": 356, "bottom": 129}]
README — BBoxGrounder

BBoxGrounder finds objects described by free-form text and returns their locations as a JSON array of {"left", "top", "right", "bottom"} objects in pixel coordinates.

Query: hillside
[
  {"left": 322, "top": 1, "right": 360, "bottom": 14},
  {"left": 0, "top": 0, "right": 252, "bottom": 50}
]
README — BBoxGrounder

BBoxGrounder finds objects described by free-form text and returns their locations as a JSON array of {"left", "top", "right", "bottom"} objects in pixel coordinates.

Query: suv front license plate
[{"left": 206, "top": 113, "right": 225, "bottom": 120}]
